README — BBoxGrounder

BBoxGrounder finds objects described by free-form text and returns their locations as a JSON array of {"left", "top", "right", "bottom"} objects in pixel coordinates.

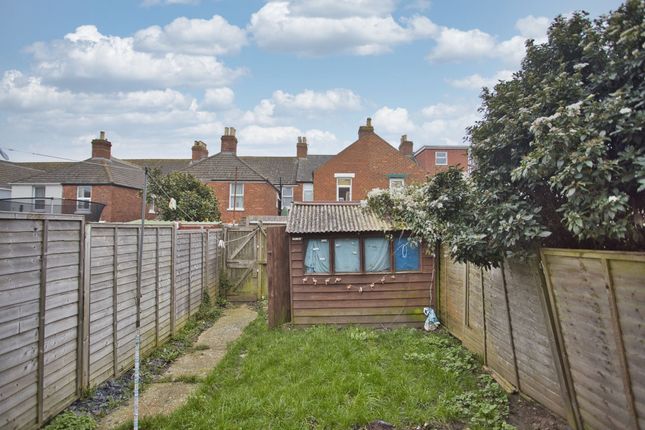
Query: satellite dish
[{"left": 0, "top": 148, "right": 8, "bottom": 160}]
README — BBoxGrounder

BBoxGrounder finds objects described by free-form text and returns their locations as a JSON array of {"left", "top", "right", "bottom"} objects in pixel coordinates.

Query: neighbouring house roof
[
  {"left": 286, "top": 202, "right": 394, "bottom": 234},
  {"left": 12, "top": 157, "right": 145, "bottom": 189},
  {"left": 0, "top": 161, "right": 44, "bottom": 189},
  {"left": 126, "top": 159, "right": 192, "bottom": 175},
  {"left": 17, "top": 161, "right": 72, "bottom": 172},
  {"left": 183, "top": 152, "right": 268, "bottom": 183},
  {"left": 296, "top": 155, "right": 334, "bottom": 182},
  {"left": 414, "top": 145, "right": 469, "bottom": 156},
  {"left": 240, "top": 156, "right": 299, "bottom": 185}
]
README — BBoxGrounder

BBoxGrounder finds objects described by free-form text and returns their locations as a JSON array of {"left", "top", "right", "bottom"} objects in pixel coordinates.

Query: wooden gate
[
  {"left": 224, "top": 226, "right": 267, "bottom": 301},
  {"left": 266, "top": 226, "right": 290, "bottom": 328}
]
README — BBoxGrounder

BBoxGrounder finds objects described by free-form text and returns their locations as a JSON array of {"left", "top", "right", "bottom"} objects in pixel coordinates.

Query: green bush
[{"left": 45, "top": 412, "right": 97, "bottom": 430}]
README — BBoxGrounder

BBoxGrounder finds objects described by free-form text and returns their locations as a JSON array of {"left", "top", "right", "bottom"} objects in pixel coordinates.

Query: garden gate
[{"left": 224, "top": 225, "right": 267, "bottom": 301}]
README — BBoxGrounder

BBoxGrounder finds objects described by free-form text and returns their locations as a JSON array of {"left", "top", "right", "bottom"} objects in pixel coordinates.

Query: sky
[{"left": 0, "top": 0, "right": 623, "bottom": 162}]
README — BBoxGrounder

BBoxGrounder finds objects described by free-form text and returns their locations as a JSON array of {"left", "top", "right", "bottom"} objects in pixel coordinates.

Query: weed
[
  {"left": 218, "top": 270, "right": 234, "bottom": 299},
  {"left": 45, "top": 411, "right": 97, "bottom": 430}
]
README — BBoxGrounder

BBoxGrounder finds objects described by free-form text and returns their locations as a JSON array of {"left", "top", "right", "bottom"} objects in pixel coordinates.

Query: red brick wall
[
  {"left": 415, "top": 147, "right": 469, "bottom": 176},
  {"left": 313, "top": 133, "right": 427, "bottom": 201},
  {"left": 62, "top": 184, "right": 146, "bottom": 222},
  {"left": 208, "top": 181, "right": 278, "bottom": 223}
]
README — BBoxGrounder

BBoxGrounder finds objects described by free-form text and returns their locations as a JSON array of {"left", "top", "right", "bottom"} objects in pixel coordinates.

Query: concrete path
[{"left": 99, "top": 305, "right": 257, "bottom": 429}]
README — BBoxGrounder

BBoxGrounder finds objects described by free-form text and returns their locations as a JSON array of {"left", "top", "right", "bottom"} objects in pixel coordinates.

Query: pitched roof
[
  {"left": 240, "top": 156, "right": 299, "bottom": 185},
  {"left": 0, "top": 161, "right": 44, "bottom": 189},
  {"left": 183, "top": 152, "right": 268, "bottom": 183},
  {"left": 12, "top": 157, "right": 145, "bottom": 189},
  {"left": 18, "top": 161, "right": 72, "bottom": 172},
  {"left": 296, "top": 155, "right": 334, "bottom": 182},
  {"left": 126, "top": 159, "right": 192, "bottom": 175},
  {"left": 286, "top": 202, "right": 394, "bottom": 234}
]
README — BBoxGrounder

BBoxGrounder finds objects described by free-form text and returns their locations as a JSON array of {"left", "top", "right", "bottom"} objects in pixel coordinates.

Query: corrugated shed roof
[
  {"left": 12, "top": 157, "right": 145, "bottom": 189},
  {"left": 286, "top": 202, "right": 393, "bottom": 234},
  {"left": 241, "top": 156, "right": 299, "bottom": 185},
  {"left": 183, "top": 152, "right": 268, "bottom": 182},
  {"left": 0, "top": 161, "right": 44, "bottom": 189},
  {"left": 296, "top": 154, "right": 334, "bottom": 182}
]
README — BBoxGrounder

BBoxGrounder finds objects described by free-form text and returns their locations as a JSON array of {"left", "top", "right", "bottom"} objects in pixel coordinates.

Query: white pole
[{"left": 134, "top": 168, "right": 148, "bottom": 430}]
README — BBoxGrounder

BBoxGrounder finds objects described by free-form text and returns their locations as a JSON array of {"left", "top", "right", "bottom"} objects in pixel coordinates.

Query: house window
[
  {"left": 435, "top": 151, "right": 448, "bottom": 165},
  {"left": 229, "top": 183, "right": 244, "bottom": 210},
  {"left": 389, "top": 178, "right": 405, "bottom": 191},
  {"left": 33, "top": 186, "right": 46, "bottom": 211},
  {"left": 76, "top": 186, "right": 92, "bottom": 212},
  {"left": 281, "top": 186, "right": 294, "bottom": 211},
  {"left": 394, "top": 236, "right": 420, "bottom": 271},
  {"left": 334, "top": 238, "right": 360, "bottom": 272},
  {"left": 336, "top": 178, "right": 352, "bottom": 201},
  {"left": 364, "top": 237, "right": 391, "bottom": 272},
  {"left": 304, "top": 239, "right": 330, "bottom": 273},
  {"left": 302, "top": 183, "right": 313, "bottom": 202}
]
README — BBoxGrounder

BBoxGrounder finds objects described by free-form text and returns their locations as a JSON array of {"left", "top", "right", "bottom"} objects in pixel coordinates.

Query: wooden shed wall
[{"left": 289, "top": 235, "right": 434, "bottom": 327}]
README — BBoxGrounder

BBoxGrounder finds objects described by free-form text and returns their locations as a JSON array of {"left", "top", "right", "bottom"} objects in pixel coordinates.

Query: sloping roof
[
  {"left": 12, "top": 157, "right": 145, "bottom": 189},
  {"left": 240, "top": 156, "right": 299, "bottom": 185},
  {"left": 296, "top": 155, "right": 334, "bottom": 182},
  {"left": 17, "top": 161, "right": 72, "bottom": 172},
  {"left": 126, "top": 159, "right": 191, "bottom": 175},
  {"left": 286, "top": 202, "right": 393, "bottom": 234},
  {"left": 0, "top": 161, "right": 44, "bottom": 189},
  {"left": 183, "top": 152, "right": 268, "bottom": 182}
]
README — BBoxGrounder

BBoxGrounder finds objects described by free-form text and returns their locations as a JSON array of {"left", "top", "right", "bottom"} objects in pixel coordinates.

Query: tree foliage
[
  {"left": 368, "top": 1, "right": 644, "bottom": 267},
  {"left": 148, "top": 170, "right": 220, "bottom": 222}
]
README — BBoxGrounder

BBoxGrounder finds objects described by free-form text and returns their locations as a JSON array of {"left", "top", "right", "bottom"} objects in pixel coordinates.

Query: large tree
[
  {"left": 369, "top": 1, "right": 644, "bottom": 267},
  {"left": 148, "top": 170, "right": 220, "bottom": 222}
]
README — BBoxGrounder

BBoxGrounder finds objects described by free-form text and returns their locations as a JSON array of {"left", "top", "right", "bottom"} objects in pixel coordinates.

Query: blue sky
[{"left": 0, "top": 0, "right": 623, "bottom": 162}]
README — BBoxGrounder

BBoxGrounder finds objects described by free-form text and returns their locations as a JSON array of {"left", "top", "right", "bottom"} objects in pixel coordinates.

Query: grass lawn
[{"left": 137, "top": 312, "right": 512, "bottom": 430}]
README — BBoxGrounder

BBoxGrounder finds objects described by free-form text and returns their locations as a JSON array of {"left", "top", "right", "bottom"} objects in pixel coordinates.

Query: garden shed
[{"left": 286, "top": 202, "right": 434, "bottom": 327}]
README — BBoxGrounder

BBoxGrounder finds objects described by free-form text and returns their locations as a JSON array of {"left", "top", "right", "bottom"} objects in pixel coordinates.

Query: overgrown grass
[{"left": 135, "top": 312, "right": 513, "bottom": 430}]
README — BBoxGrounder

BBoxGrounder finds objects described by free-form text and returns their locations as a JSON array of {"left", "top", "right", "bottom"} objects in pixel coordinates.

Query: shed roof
[
  {"left": 286, "top": 202, "right": 393, "bottom": 234},
  {"left": 12, "top": 157, "right": 145, "bottom": 189}
]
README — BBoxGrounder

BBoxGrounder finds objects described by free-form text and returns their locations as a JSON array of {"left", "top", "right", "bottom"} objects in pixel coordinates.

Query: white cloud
[
  {"left": 133, "top": 15, "right": 247, "bottom": 56},
  {"left": 285, "top": 0, "right": 397, "bottom": 18},
  {"left": 202, "top": 87, "right": 235, "bottom": 109},
  {"left": 272, "top": 88, "right": 361, "bottom": 111},
  {"left": 237, "top": 124, "right": 337, "bottom": 153},
  {"left": 373, "top": 106, "right": 415, "bottom": 134},
  {"left": 448, "top": 69, "right": 514, "bottom": 90},
  {"left": 28, "top": 25, "right": 245, "bottom": 89},
  {"left": 419, "top": 102, "right": 479, "bottom": 146},
  {"left": 516, "top": 15, "right": 550, "bottom": 41},
  {"left": 249, "top": 2, "right": 437, "bottom": 56},
  {"left": 241, "top": 99, "right": 276, "bottom": 125},
  {"left": 426, "top": 15, "right": 549, "bottom": 65}
]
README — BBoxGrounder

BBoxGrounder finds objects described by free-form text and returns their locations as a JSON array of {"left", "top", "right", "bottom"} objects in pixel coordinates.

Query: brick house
[
  {"left": 414, "top": 145, "right": 470, "bottom": 176},
  {"left": 10, "top": 132, "right": 147, "bottom": 222},
  {"left": 313, "top": 119, "right": 427, "bottom": 201}
]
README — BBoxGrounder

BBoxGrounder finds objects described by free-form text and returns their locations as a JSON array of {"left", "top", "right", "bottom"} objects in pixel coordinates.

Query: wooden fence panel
[
  {"left": 542, "top": 249, "right": 645, "bottom": 430},
  {"left": 0, "top": 214, "right": 83, "bottom": 430},
  {"left": 205, "top": 230, "right": 221, "bottom": 300},
  {"left": 174, "top": 232, "right": 190, "bottom": 329},
  {"left": 267, "top": 226, "right": 290, "bottom": 328}
]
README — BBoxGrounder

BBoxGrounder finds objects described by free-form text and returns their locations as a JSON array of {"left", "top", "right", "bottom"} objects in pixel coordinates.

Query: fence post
[
  {"left": 76, "top": 218, "right": 86, "bottom": 397},
  {"left": 480, "top": 267, "right": 488, "bottom": 366},
  {"left": 188, "top": 232, "right": 192, "bottom": 316},
  {"left": 81, "top": 224, "right": 91, "bottom": 391},
  {"left": 205, "top": 230, "right": 209, "bottom": 299},
  {"left": 500, "top": 261, "right": 520, "bottom": 390},
  {"left": 201, "top": 230, "right": 205, "bottom": 304},
  {"left": 170, "top": 225, "right": 177, "bottom": 336},
  {"left": 537, "top": 250, "right": 582, "bottom": 430},
  {"left": 112, "top": 227, "right": 119, "bottom": 376},
  {"left": 37, "top": 219, "right": 48, "bottom": 425},
  {"left": 155, "top": 228, "right": 160, "bottom": 347}
]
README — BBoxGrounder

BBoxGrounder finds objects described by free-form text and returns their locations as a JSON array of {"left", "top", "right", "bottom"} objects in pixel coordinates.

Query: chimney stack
[
  {"left": 297, "top": 136, "right": 308, "bottom": 158},
  {"left": 399, "top": 134, "right": 413, "bottom": 157},
  {"left": 191, "top": 140, "right": 208, "bottom": 162},
  {"left": 358, "top": 117, "right": 374, "bottom": 139},
  {"left": 221, "top": 127, "right": 238, "bottom": 154},
  {"left": 91, "top": 131, "right": 112, "bottom": 159}
]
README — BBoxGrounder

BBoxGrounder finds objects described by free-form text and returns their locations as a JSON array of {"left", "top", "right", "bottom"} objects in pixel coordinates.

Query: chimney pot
[
  {"left": 399, "top": 134, "right": 413, "bottom": 157},
  {"left": 191, "top": 140, "right": 209, "bottom": 162},
  {"left": 91, "top": 131, "right": 112, "bottom": 159},
  {"left": 358, "top": 117, "right": 375, "bottom": 139},
  {"left": 297, "top": 135, "right": 308, "bottom": 158},
  {"left": 221, "top": 126, "right": 238, "bottom": 154}
]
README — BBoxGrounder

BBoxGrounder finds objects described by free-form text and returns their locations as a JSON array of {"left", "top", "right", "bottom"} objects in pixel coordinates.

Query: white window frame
[
  {"left": 435, "top": 151, "right": 448, "bottom": 165},
  {"left": 302, "top": 183, "right": 313, "bottom": 202},
  {"left": 33, "top": 185, "right": 46, "bottom": 212},
  {"left": 336, "top": 177, "right": 352, "bottom": 202},
  {"left": 389, "top": 178, "right": 405, "bottom": 191},
  {"left": 76, "top": 185, "right": 92, "bottom": 213},
  {"left": 228, "top": 183, "right": 244, "bottom": 211},
  {"left": 281, "top": 186, "right": 294, "bottom": 210}
]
